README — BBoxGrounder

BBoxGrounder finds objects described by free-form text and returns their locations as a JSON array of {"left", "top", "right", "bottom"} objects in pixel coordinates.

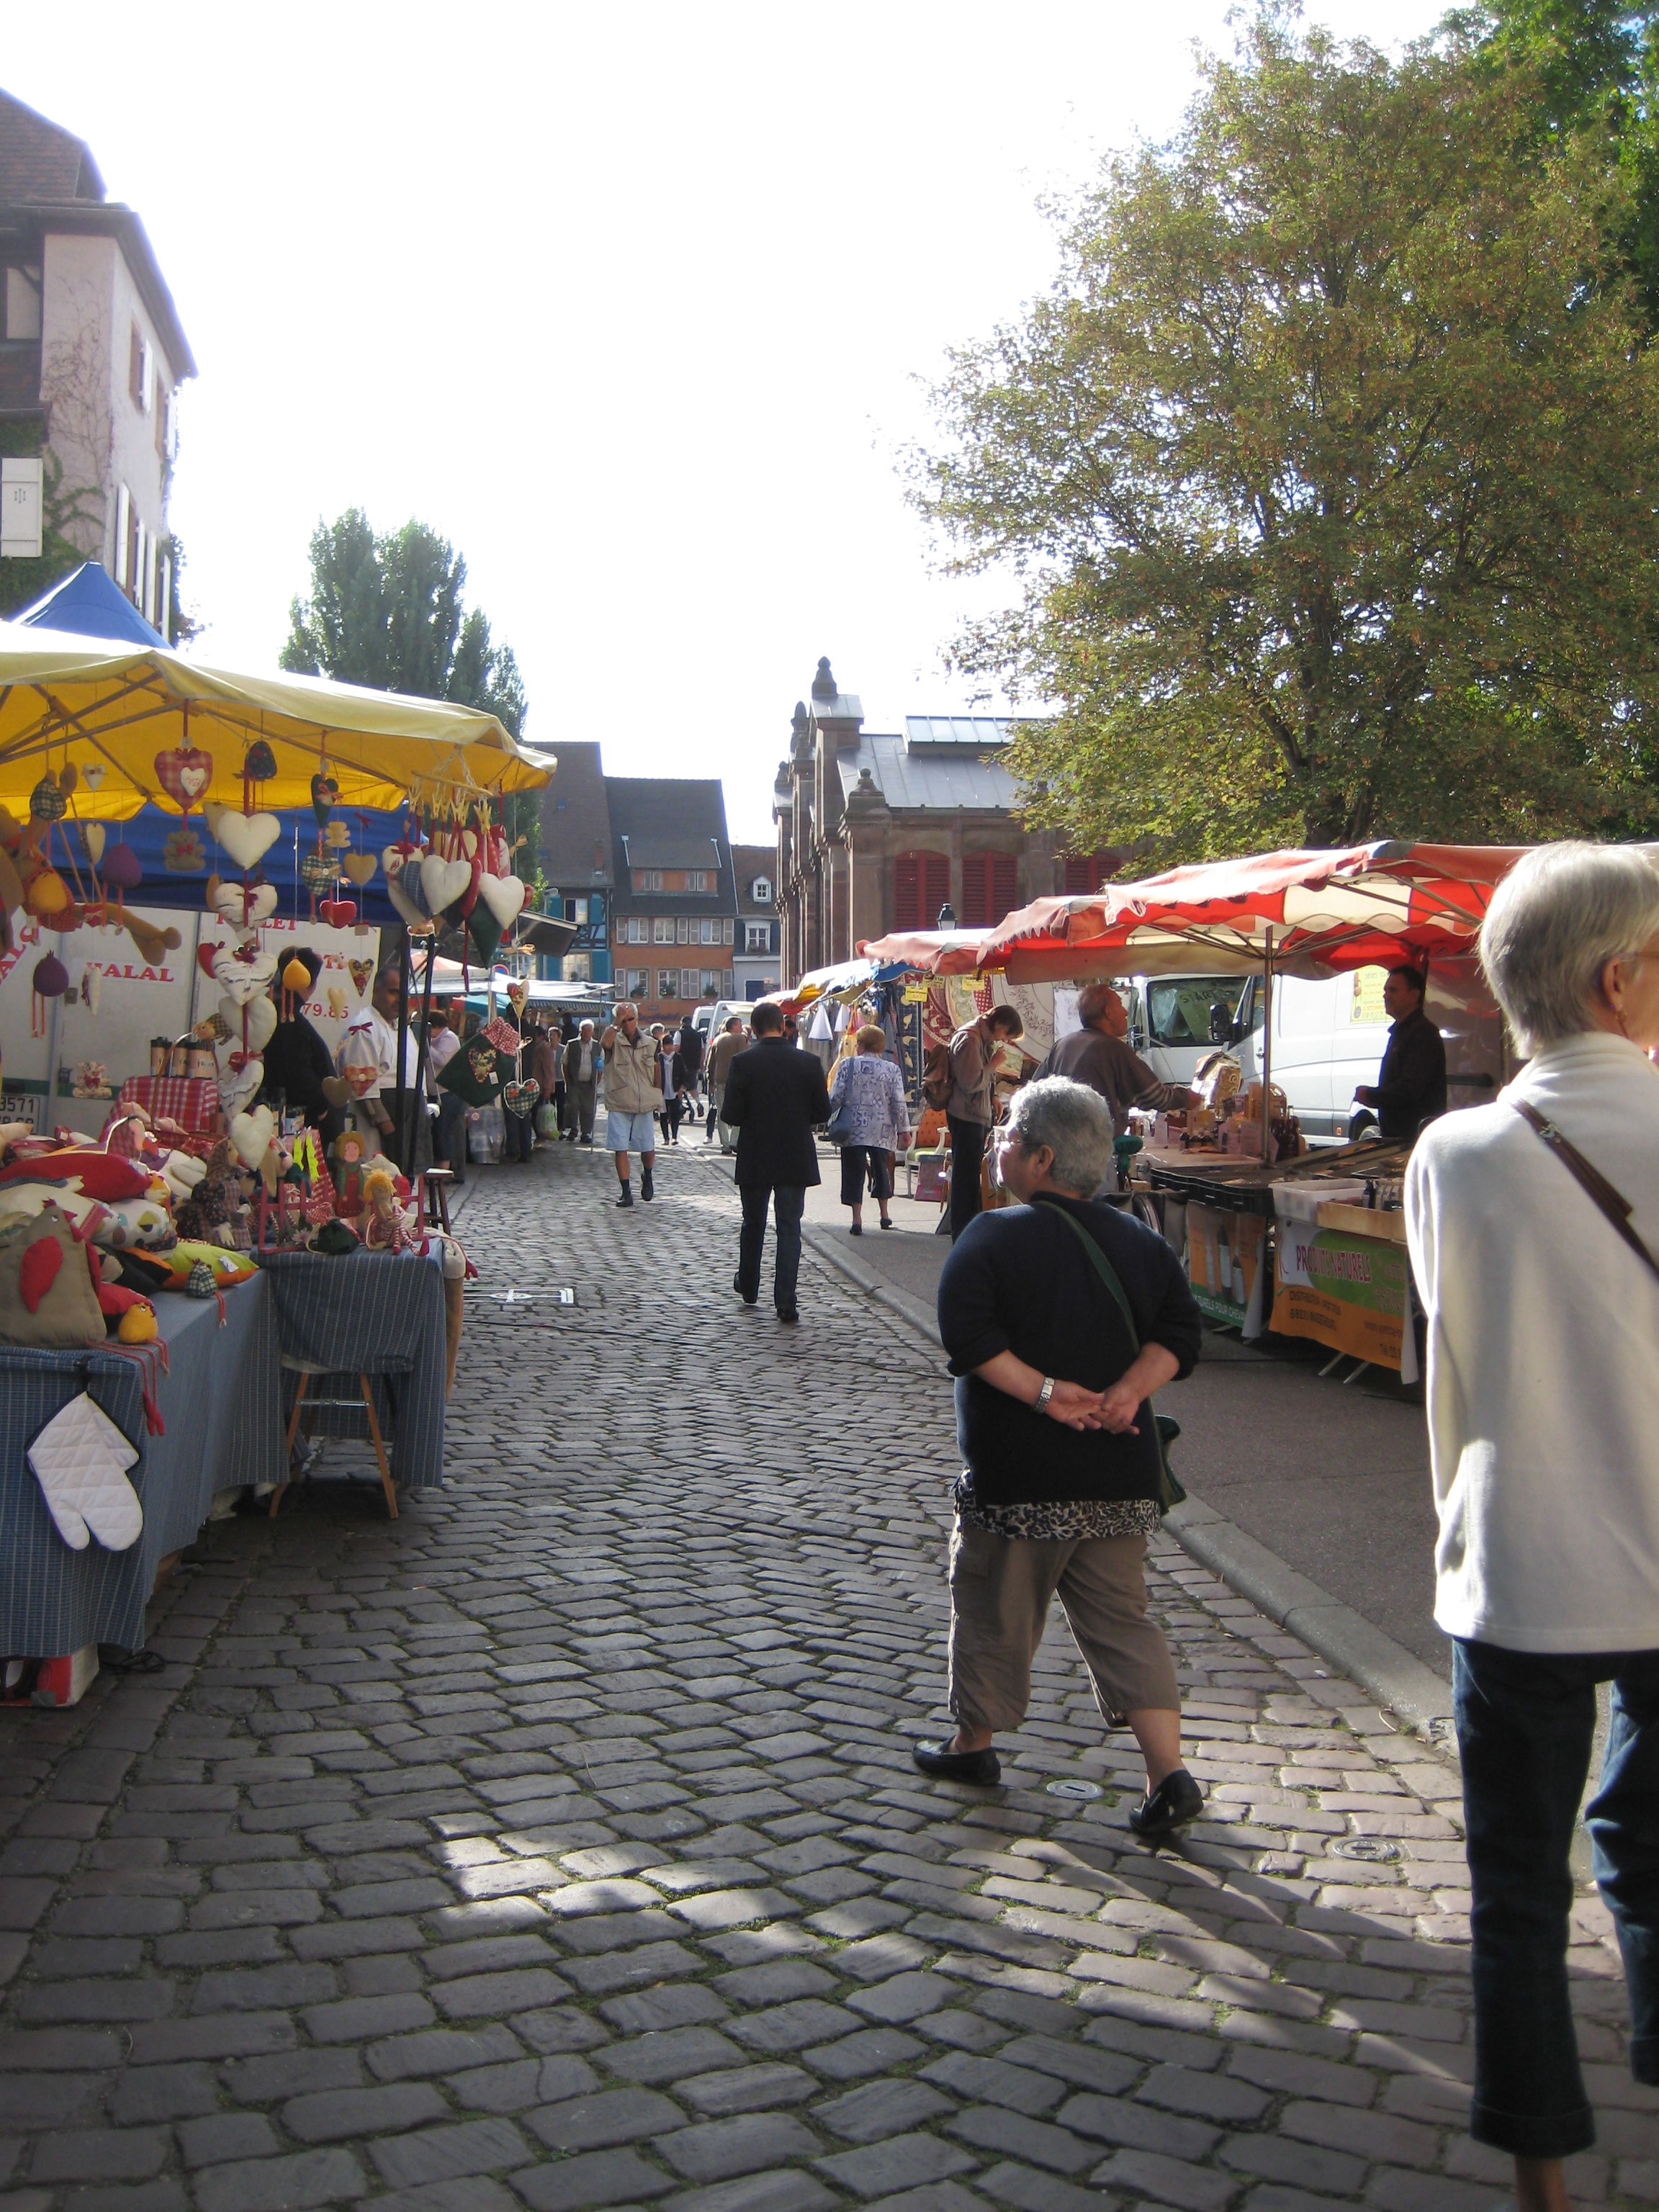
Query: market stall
[
  {"left": 0, "top": 622, "right": 552, "bottom": 1698},
  {"left": 866, "top": 842, "right": 1526, "bottom": 1370}
]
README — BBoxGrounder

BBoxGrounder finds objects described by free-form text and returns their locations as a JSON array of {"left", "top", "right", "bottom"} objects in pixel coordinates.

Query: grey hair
[
  {"left": 1076, "top": 981, "right": 1123, "bottom": 1027},
  {"left": 1006, "top": 1076, "right": 1116, "bottom": 1195},
  {"left": 579, "top": 1019, "right": 594, "bottom": 1034},
  {"left": 613, "top": 1002, "right": 638, "bottom": 1020},
  {"left": 1480, "top": 842, "right": 1659, "bottom": 1054}
]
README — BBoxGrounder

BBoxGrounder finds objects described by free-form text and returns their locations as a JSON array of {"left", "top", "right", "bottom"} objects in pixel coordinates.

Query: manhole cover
[
  {"left": 1046, "top": 1778, "right": 1104, "bottom": 1802},
  {"left": 1330, "top": 1836, "right": 1400, "bottom": 1863}
]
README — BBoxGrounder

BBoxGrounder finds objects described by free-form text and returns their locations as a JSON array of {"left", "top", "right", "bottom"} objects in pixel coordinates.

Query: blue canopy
[
  {"left": 68, "top": 802, "right": 408, "bottom": 924},
  {"left": 13, "top": 561, "right": 166, "bottom": 647}
]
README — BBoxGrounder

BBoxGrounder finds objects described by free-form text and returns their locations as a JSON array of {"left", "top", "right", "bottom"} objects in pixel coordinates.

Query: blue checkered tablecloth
[
  {"left": 260, "top": 1250, "right": 446, "bottom": 1491},
  {"left": 0, "top": 1274, "right": 283, "bottom": 1658}
]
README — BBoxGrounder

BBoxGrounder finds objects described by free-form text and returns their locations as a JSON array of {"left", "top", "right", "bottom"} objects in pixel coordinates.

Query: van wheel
[{"left": 1350, "top": 1110, "right": 1380, "bottom": 1143}]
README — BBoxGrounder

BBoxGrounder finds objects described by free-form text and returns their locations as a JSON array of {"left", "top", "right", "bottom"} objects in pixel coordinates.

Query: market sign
[{"left": 1274, "top": 1223, "right": 1408, "bottom": 1369}]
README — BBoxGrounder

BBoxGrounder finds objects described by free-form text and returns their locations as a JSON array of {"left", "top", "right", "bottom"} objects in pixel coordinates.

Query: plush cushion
[
  {"left": 0, "top": 1203, "right": 107, "bottom": 1347},
  {"left": 436, "top": 1040, "right": 511, "bottom": 1108}
]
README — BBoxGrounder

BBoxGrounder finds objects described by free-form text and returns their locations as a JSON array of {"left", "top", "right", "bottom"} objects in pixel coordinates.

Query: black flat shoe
[
  {"left": 733, "top": 1274, "right": 757, "bottom": 1306},
  {"left": 615, "top": 1188, "right": 634, "bottom": 1208},
  {"left": 776, "top": 1308, "right": 799, "bottom": 1324},
  {"left": 1128, "top": 1767, "right": 1203, "bottom": 1840},
  {"left": 848, "top": 1223, "right": 862, "bottom": 1236},
  {"left": 912, "top": 1738, "right": 1000, "bottom": 1786}
]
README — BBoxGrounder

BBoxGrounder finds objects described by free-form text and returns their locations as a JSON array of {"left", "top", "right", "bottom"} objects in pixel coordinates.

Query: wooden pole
[
  {"left": 1259, "top": 927, "right": 1274, "bottom": 1162},
  {"left": 393, "top": 925, "right": 411, "bottom": 1169}
]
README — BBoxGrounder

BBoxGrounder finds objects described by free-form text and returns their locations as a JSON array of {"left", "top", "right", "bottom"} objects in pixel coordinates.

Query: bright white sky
[{"left": 5, "top": 1, "right": 1444, "bottom": 843}]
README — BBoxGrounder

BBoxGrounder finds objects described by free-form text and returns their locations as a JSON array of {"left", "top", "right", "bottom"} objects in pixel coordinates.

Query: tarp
[
  {"left": 64, "top": 801, "right": 408, "bottom": 924},
  {"left": 0, "top": 621, "right": 552, "bottom": 821},
  {"left": 866, "top": 845, "right": 1533, "bottom": 982},
  {"left": 12, "top": 562, "right": 166, "bottom": 649}
]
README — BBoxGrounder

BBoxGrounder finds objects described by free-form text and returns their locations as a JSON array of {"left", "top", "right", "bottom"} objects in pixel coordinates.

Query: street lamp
[{"left": 937, "top": 903, "right": 956, "bottom": 929}]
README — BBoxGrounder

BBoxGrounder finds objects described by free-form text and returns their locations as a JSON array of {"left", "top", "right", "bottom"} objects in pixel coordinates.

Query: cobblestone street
[{"left": 1, "top": 1139, "right": 1653, "bottom": 2212}]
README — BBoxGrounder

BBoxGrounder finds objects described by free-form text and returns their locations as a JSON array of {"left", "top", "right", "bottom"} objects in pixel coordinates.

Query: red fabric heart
[
  {"left": 197, "top": 943, "right": 220, "bottom": 980},
  {"left": 319, "top": 899, "right": 357, "bottom": 928},
  {"left": 155, "top": 747, "right": 213, "bottom": 811},
  {"left": 20, "top": 1234, "right": 62, "bottom": 1314}
]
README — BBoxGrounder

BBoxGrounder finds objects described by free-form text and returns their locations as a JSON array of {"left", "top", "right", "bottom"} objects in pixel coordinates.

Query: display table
[
  {"left": 1139, "top": 1144, "right": 1274, "bottom": 1336},
  {"left": 260, "top": 1250, "right": 447, "bottom": 1490},
  {"left": 0, "top": 1275, "right": 282, "bottom": 1659},
  {"left": 1271, "top": 1185, "right": 1419, "bottom": 1381}
]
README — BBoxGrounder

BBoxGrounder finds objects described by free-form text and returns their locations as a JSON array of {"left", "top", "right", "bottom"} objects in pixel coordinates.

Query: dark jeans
[
  {"left": 948, "top": 1114, "right": 989, "bottom": 1241},
  {"left": 1455, "top": 1637, "right": 1659, "bottom": 2158},
  {"left": 503, "top": 1102, "right": 534, "bottom": 1161},
  {"left": 434, "top": 1093, "right": 468, "bottom": 1185},
  {"left": 839, "top": 1145, "right": 892, "bottom": 1207},
  {"left": 738, "top": 1182, "right": 805, "bottom": 1313}
]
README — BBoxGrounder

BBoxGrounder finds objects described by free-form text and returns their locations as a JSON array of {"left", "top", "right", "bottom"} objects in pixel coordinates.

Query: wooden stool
[
  {"left": 270, "top": 1364, "right": 398, "bottom": 1520},
  {"left": 422, "top": 1167, "right": 454, "bottom": 1236}
]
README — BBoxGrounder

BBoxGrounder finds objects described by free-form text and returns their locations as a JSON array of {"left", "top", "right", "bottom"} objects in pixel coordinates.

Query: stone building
[
  {"left": 730, "top": 842, "right": 780, "bottom": 1002},
  {"left": 773, "top": 657, "right": 1120, "bottom": 986},
  {"left": 0, "top": 90, "right": 195, "bottom": 629},
  {"left": 537, "top": 743, "right": 740, "bottom": 1022}
]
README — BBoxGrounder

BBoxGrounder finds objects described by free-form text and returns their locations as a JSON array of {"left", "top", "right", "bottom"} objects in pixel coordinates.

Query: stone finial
[
  {"left": 811, "top": 657, "right": 837, "bottom": 703},
  {"left": 791, "top": 701, "right": 809, "bottom": 735}
]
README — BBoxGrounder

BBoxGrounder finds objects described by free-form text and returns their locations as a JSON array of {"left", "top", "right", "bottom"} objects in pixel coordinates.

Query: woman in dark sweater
[{"left": 919, "top": 1075, "right": 1205, "bottom": 1840}]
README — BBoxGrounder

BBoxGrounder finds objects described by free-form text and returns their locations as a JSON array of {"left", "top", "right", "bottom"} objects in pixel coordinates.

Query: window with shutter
[
  {"left": 961, "top": 853, "right": 1018, "bottom": 928},
  {"left": 129, "top": 325, "right": 144, "bottom": 406},
  {"left": 1064, "top": 853, "right": 1115, "bottom": 895},
  {"left": 894, "top": 850, "right": 950, "bottom": 931}
]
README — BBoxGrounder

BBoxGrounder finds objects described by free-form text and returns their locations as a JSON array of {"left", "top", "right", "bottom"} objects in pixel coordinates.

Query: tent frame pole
[
  {"left": 393, "top": 926, "right": 410, "bottom": 1169},
  {"left": 1259, "top": 927, "right": 1274, "bottom": 1163}
]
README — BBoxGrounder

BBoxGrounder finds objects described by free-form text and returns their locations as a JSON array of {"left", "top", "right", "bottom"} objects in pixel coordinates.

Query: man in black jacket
[
  {"left": 1355, "top": 966, "right": 1447, "bottom": 1143},
  {"left": 721, "top": 999, "right": 832, "bottom": 1323}
]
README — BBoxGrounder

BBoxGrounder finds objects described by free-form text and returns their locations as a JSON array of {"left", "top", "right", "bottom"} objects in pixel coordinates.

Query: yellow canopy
[{"left": 0, "top": 621, "right": 553, "bottom": 822}]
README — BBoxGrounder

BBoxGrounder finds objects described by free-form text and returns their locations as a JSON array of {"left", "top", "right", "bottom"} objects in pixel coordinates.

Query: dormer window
[{"left": 750, "top": 876, "right": 772, "bottom": 906}]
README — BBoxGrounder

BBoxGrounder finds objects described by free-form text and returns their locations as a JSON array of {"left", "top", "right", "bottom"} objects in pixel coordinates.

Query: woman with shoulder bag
[
  {"left": 828, "top": 1025, "right": 908, "bottom": 1233},
  {"left": 915, "top": 1075, "right": 1205, "bottom": 1840}
]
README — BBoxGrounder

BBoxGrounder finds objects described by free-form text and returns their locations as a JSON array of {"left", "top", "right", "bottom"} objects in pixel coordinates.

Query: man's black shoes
[
  {"left": 912, "top": 1738, "right": 1000, "bottom": 1785},
  {"left": 616, "top": 1187, "right": 634, "bottom": 1208},
  {"left": 734, "top": 1275, "right": 757, "bottom": 1306},
  {"left": 777, "top": 1308, "right": 799, "bottom": 1325},
  {"left": 640, "top": 1168, "right": 655, "bottom": 1201},
  {"left": 1128, "top": 1768, "right": 1204, "bottom": 1840}
]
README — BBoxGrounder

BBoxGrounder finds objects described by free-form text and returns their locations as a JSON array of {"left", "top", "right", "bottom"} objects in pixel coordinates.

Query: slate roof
[
  {"left": 837, "top": 725, "right": 1022, "bottom": 813},
  {"left": 732, "top": 844, "right": 776, "bottom": 916},
  {"left": 0, "top": 91, "right": 104, "bottom": 204},
  {"left": 538, "top": 740, "right": 613, "bottom": 888},
  {"left": 607, "top": 776, "right": 736, "bottom": 914}
]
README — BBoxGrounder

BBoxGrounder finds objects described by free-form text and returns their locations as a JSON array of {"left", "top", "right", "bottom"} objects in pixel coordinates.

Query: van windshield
[{"left": 1145, "top": 977, "right": 1256, "bottom": 1048}]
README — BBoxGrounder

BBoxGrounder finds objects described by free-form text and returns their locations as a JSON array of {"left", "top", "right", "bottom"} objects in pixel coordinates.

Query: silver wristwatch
[{"left": 1035, "top": 1376, "right": 1056, "bottom": 1413}]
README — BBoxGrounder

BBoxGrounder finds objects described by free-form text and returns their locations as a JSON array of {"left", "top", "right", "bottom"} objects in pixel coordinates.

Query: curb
[{"left": 797, "top": 1202, "right": 1455, "bottom": 1745}]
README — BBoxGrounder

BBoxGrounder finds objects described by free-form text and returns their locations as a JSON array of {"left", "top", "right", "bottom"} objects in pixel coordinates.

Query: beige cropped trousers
[{"left": 946, "top": 1517, "right": 1179, "bottom": 1734}]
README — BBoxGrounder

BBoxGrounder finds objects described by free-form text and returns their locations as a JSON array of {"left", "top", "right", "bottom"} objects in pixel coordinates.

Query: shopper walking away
[
  {"left": 679, "top": 1015, "right": 705, "bottom": 1106},
  {"left": 1034, "top": 982, "right": 1194, "bottom": 1141},
  {"left": 1357, "top": 963, "right": 1448, "bottom": 1142},
  {"left": 1405, "top": 842, "right": 1659, "bottom": 2212},
  {"left": 946, "top": 1002, "right": 1025, "bottom": 1241},
  {"left": 705, "top": 1016, "right": 747, "bottom": 1152},
  {"left": 916, "top": 1076, "right": 1203, "bottom": 1841},
  {"left": 830, "top": 1024, "right": 908, "bottom": 1233},
  {"left": 425, "top": 1003, "right": 467, "bottom": 1187},
  {"left": 722, "top": 998, "right": 831, "bottom": 1322},
  {"left": 563, "top": 1020, "right": 600, "bottom": 1145},
  {"left": 529, "top": 1023, "right": 561, "bottom": 1146},
  {"left": 600, "top": 1003, "right": 660, "bottom": 1206},
  {"left": 657, "top": 1030, "right": 689, "bottom": 1144}
]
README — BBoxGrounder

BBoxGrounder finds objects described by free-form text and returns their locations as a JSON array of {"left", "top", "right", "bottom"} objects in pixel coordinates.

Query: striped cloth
[
  {"left": 117, "top": 1074, "right": 222, "bottom": 1133},
  {"left": 0, "top": 1274, "right": 282, "bottom": 1660},
  {"left": 261, "top": 1250, "right": 446, "bottom": 1491}
]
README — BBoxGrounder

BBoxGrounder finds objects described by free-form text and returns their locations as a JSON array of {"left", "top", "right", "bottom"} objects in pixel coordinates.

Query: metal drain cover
[
  {"left": 1330, "top": 1835, "right": 1400, "bottom": 1863},
  {"left": 1046, "top": 1778, "right": 1105, "bottom": 1802}
]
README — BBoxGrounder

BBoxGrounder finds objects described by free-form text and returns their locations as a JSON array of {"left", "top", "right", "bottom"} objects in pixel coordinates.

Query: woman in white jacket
[{"left": 1406, "top": 842, "right": 1659, "bottom": 2212}]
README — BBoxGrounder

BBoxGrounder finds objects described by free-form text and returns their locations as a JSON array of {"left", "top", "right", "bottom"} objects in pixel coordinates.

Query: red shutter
[
  {"left": 1064, "top": 853, "right": 1114, "bottom": 895},
  {"left": 960, "top": 853, "right": 1017, "bottom": 928},
  {"left": 894, "top": 850, "right": 950, "bottom": 931}
]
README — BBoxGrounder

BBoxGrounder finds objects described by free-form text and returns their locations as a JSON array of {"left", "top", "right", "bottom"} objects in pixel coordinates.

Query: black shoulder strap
[{"left": 1039, "top": 1200, "right": 1141, "bottom": 1349}]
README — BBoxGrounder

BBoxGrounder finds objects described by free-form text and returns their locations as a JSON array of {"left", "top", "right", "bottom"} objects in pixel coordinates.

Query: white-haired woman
[
  {"left": 915, "top": 1075, "right": 1205, "bottom": 1839},
  {"left": 1406, "top": 842, "right": 1659, "bottom": 2212}
]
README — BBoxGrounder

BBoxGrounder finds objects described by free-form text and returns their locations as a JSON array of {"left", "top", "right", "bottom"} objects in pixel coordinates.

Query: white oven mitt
[{"left": 27, "top": 1392, "right": 143, "bottom": 1551}]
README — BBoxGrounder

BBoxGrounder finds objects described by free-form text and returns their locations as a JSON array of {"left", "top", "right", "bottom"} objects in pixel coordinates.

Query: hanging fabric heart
[
  {"left": 341, "top": 855, "right": 377, "bottom": 893},
  {"left": 300, "top": 852, "right": 336, "bottom": 894},
  {"left": 503, "top": 1079, "right": 540, "bottom": 1119},
  {"left": 102, "top": 844, "right": 143, "bottom": 896},
  {"left": 81, "top": 763, "right": 105, "bottom": 791},
  {"left": 220, "top": 993, "right": 277, "bottom": 1053},
  {"left": 229, "top": 1105, "right": 276, "bottom": 1170},
  {"left": 211, "top": 881, "right": 279, "bottom": 927},
  {"left": 348, "top": 958, "right": 373, "bottom": 996},
  {"left": 319, "top": 899, "right": 357, "bottom": 929},
  {"left": 154, "top": 747, "right": 213, "bottom": 814},
  {"left": 27, "top": 1392, "right": 143, "bottom": 1552},
  {"left": 311, "top": 773, "right": 339, "bottom": 827},
  {"left": 478, "top": 874, "right": 527, "bottom": 930},
  {"left": 244, "top": 742, "right": 277, "bottom": 782},
  {"left": 420, "top": 856, "right": 472, "bottom": 917},
  {"left": 212, "top": 812, "right": 282, "bottom": 871},
  {"left": 212, "top": 943, "right": 279, "bottom": 1005},
  {"left": 30, "top": 774, "right": 67, "bottom": 824},
  {"left": 78, "top": 824, "right": 107, "bottom": 868},
  {"left": 220, "top": 1058, "right": 263, "bottom": 1115},
  {"left": 467, "top": 906, "right": 503, "bottom": 966}
]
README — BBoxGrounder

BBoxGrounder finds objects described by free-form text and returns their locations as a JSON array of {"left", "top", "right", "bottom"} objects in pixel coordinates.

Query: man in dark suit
[{"left": 721, "top": 999, "right": 832, "bottom": 1323}]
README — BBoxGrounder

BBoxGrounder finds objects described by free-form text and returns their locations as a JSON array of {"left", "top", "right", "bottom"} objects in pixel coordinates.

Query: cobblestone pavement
[{"left": 1, "top": 1139, "right": 1653, "bottom": 2212}]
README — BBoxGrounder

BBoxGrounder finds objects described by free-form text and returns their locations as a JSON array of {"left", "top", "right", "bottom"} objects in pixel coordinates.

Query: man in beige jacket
[
  {"left": 599, "top": 1003, "right": 662, "bottom": 1208},
  {"left": 704, "top": 1015, "right": 747, "bottom": 1154}
]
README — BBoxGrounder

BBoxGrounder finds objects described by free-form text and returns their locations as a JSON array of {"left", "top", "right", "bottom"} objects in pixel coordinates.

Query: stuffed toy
[
  {"left": 143, "top": 1241, "right": 260, "bottom": 1292},
  {"left": 0, "top": 1152, "right": 176, "bottom": 1251},
  {"left": 172, "top": 1138, "right": 242, "bottom": 1248},
  {"left": 314, "top": 1215, "right": 361, "bottom": 1255},
  {"left": 361, "top": 1164, "right": 420, "bottom": 1253},
  {"left": 0, "top": 1202, "right": 106, "bottom": 1348},
  {"left": 95, "top": 1281, "right": 158, "bottom": 1344}
]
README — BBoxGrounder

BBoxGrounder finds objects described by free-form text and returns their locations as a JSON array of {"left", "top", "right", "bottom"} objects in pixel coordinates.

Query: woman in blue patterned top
[{"left": 828, "top": 1025, "right": 909, "bottom": 1233}]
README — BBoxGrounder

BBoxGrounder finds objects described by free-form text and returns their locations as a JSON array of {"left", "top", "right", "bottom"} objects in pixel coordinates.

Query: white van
[
  {"left": 691, "top": 999, "right": 753, "bottom": 1049},
  {"left": 1123, "top": 961, "right": 1501, "bottom": 1146}
]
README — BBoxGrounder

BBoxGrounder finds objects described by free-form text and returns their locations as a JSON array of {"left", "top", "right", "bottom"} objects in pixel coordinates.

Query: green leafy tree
[
  {"left": 282, "top": 510, "right": 526, "bottom": 738},
  {"left": 915, "top": 17, "right": 1659, "bottom": 861}
]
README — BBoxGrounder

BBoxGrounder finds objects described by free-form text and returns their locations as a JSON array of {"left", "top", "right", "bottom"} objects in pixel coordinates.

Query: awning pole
[
  {"left": 394, "top": 925, "right": 411, "bottom": 1168},
  {"left": 1260, "top": 926, "right": 1274, "bottom": 1162}
]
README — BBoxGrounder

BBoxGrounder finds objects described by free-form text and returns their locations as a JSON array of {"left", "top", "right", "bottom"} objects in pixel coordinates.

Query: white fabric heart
[
  {"left": 386, "top": 879, "right": 431, "bottom": 933},
  {"left": 215, "top": 813, "right": 281, "bottom": 871},
  {"left": 421, "top": 857, "right": 472, "bottom": 916},
  {"left": 29, "top": 1393, "right": 143, "bottom": 1552},
  {"left": 220, "top": 1058, "right": 264, "bottom": 1115},
  {"left": 212, "top": 943, "right": 278, "bottom": 1006},
  {"left": 219, "top": 993, "right": 278, "bottom": 1053},
  {"left": 212, "top": 881, "right": 279, "bottom": 927},
  {"left": 478, "top": 874, "right": 526, "bottom": 930},
  {"left": 230, "top": 1105, "right": 275, "bottom": 1170}
]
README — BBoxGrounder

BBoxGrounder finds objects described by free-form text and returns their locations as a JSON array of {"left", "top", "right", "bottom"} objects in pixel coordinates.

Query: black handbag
[{"left": 1045, "top": 1202, "right": 1187, "bottom": 1515}]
